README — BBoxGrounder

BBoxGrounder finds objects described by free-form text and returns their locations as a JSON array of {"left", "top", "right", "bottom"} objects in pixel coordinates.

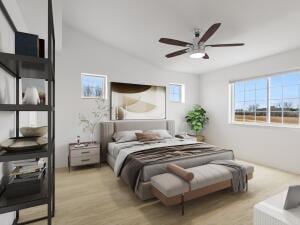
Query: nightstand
[{"left": 68, "top": 142, "right": 101, "bottom": 172}]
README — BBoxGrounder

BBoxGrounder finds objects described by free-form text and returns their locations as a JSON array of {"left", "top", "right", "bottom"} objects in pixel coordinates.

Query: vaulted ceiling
[{"left": 63, "top": 0, "right": 300, "bottom": 74}]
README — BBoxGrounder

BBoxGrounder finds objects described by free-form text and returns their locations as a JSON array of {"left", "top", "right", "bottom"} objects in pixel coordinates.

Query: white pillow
[
  {"left": 113, "top": 130, "right": 142, "bottom": 143},
  {"left": 148, "top": 129, "right": 173, "bottom": 139}
]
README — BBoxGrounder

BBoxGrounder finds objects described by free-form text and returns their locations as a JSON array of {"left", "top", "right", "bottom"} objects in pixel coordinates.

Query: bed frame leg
[
  {"left": 246, "top": 175, "right": 248, "bottom": 192},
  {"left": 181, "top": 194, "right": 185, "bottom": 216}
]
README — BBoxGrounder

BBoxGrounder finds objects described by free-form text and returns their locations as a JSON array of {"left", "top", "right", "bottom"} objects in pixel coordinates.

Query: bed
[{"left": 100, "top": 120, "right": 234, "bottom": 200}]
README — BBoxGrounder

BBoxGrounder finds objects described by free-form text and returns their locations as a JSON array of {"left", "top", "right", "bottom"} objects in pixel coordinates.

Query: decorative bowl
[{"left": 20, "top": 126, "right": 48, "bottom": 137}]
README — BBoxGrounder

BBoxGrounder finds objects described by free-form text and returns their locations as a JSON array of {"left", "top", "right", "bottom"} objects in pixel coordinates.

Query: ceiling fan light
[{"left": 189, "top": 51, "right": 205, "bottom": 59}]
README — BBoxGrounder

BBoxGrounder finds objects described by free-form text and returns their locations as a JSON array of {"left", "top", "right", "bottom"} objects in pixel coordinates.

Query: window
[
  {"left": 231, "top": 70, "right": 300, "bottom": 127},
  {"left": 170, "top": 83, "right": 185, "bottom": 103},
  {"left": 81, "top": 73, "right": 107, "bottom": 99}
]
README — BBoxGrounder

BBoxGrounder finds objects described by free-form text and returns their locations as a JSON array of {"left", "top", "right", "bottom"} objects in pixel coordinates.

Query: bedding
[
  {"left": 112, "top": 130, "right": 142, "bottom": 143},
  {"left": 148, "top": 129, "right": 172, "bottom": 139},
  {"left": 113, "top": 139, "right": 234, "bottom": 192}
]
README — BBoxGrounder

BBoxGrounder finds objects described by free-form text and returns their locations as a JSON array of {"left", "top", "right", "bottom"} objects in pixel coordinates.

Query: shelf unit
[{"left": 0, "top": 0, "right": 55, "bottom": 225}]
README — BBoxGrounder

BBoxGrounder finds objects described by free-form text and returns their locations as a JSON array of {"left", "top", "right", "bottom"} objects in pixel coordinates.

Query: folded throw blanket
[{"left": 209, "top": 160, "right": 247, "bottom": 192}]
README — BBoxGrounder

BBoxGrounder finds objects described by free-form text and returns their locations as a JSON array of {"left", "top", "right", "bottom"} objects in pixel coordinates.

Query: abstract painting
[{"left": 111, "top": 82, "right": 166, "bottom": 120}]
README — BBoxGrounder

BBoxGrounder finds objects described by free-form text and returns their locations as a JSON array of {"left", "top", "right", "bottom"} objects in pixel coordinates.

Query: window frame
[
  {"left": 229, "top": 70, "right": 300, "bottom": 128},
  {"left": 80, "top": 73, "right": 107, "bottom": 99},
  {"left": 169, "top": 83, "right": 185, "bottom": 103}
]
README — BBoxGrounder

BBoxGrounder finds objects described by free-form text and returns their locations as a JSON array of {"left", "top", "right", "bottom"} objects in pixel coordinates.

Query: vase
[
  {"left": 23, "top": 87, "right": 40, "bottom": 105},
  {"left": 90, "top": 132, "right": 96, "bottom": 144}
]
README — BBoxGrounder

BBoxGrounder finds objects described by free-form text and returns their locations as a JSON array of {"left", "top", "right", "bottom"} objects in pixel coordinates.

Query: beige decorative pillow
[{"left": 135, "top": 131, "right": 161, "bottom": 142}]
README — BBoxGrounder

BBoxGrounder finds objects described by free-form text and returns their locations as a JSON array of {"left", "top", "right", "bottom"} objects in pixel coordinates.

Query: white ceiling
[{"left": 63, "top": 0, "right": 300, "bottom": 75}]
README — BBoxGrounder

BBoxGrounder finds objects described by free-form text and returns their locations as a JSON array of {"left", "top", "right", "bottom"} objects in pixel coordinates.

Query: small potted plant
[{"left": 185, "top": 105, "right": 209, "bottom": 142}]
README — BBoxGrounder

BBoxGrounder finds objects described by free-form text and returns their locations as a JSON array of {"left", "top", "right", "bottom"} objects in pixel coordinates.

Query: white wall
[
  {"left": 55, "top": 25, "right": 201, "bottom": 167},
  {"left": 199, "top": 48, "right": 300, "bottom": 174}
]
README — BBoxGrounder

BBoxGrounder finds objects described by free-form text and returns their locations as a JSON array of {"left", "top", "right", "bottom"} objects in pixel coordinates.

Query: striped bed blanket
[{"left": 119, "top": 143, "right": 233, "bottom": 191}]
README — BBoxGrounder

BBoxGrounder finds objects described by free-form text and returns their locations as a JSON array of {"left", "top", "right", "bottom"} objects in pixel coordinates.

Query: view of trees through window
[
  {"left": 233, "top": 71, "right": 300, "bottom": 126},
  {"left": 81, "top": 74, "right": 106, "bottom": 99}
]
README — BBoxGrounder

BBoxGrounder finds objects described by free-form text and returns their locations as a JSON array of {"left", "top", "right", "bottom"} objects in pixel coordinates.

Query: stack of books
[
  {"left": 10, "top": 158, "right": 46, "bottom": 179},
  {"left": 2, "top": 159, "right": 47, "bottom": 198}
]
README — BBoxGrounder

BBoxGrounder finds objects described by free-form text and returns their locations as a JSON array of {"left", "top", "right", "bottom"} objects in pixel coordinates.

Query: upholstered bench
[{"left": 151, "top": 161, "right": 254, "bottom": 215}]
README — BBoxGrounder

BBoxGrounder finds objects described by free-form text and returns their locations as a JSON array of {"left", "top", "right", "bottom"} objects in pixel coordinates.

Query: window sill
[{"left": 229, "top": 121, "right": 300, "bottom": 129}]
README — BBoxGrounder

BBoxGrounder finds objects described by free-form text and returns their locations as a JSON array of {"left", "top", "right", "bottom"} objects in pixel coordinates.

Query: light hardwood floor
[{"left": 19, "top": 162, "right": 300, "bottom": 225}]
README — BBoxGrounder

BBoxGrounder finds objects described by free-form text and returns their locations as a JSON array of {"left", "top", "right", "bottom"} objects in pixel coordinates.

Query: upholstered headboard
[{"left": 99, "top": 120, "right": 175, "bottom": 162}]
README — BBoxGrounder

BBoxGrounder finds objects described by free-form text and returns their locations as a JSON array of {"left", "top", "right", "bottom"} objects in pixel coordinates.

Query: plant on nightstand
[
  {"left": 185, "top": 105, "right": 209, "bottom": 142},
  {"left": 78, "top": 99, "right": 109, "bottom": 143}
]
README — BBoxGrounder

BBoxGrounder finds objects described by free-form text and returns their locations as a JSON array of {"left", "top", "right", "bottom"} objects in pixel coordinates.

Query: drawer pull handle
[
  {"left": 81, "top": 159, "right": 90, "bottom": 162},
  {"left": 81, "top": 151, "right": 90, "bottom": 154}
]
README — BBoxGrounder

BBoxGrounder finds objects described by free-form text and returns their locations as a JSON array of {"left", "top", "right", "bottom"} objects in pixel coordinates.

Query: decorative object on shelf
[
  {"left": 0, "top": 73, "right": 10, "bottom": 104},
  {"left": 22, "top": 87, "right": 40, "bottom": 105},
  {"left": 4, "top": 159, "right": 46, "bottom": 199},
  {"left": 38, "top": 39, "right": 45, "bottom": 58},
  {"left": 20, "top": 126, "right": 48, "bottom": 137},
  {"left": 111, "top": 82, "right": 166, "bottom": 120},
  {"left": 22, "top": 78, "right": 47, "bottom": 105},
  {"left": 78, "top": 98, "right": 109, "bottom": 143},
  {"left": 77, "top": 135, "right": 80, "bottom": 144},
  {"left": 185, "top": 105, "right": 209, "bottom": 142},
  {"left": 0, "top": 137, "right": 48, "bottom": 151},
  {"left": 15, "top": 32, "right": 39, "bottom": 57}
]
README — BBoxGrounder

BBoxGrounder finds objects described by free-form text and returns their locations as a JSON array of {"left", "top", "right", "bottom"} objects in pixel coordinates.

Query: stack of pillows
[{"left": 113, "top": 129, "right": 173, "bottom": 143}]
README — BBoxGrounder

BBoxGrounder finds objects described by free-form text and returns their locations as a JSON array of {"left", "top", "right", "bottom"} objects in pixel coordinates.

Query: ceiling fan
[{"left": 159, "top": 23, "right": 245, "bottom": 59}]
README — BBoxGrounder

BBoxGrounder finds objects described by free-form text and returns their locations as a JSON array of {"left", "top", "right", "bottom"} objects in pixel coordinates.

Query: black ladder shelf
[{"left": 0, "top": 0, "right": 55, "bottom": 224}]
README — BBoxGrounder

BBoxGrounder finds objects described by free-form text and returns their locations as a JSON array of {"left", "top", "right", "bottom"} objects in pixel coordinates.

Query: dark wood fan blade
[
  {"left": 159, "top": 38, "right": 192, "bottom": 47},
  {"left": 203, "top": 53, "right": 209, "bottom": 59},
  {"left": 165, "top": 48, "right": 189, "bottom": 58},
  {"left": 206, "top": 43, "right": 245, "bottom": 47},
  {"left": 199, "top": 23, "right": 221, "bottom": 44}
]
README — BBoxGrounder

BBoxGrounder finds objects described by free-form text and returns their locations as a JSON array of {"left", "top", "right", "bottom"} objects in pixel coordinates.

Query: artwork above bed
[{"left": 111, "top": 82, "right": 166, "bottom": 120}]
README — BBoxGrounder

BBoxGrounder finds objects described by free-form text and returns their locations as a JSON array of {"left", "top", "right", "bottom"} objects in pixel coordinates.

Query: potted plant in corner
[{"left": 185, "top": 105, "right": 209, "bottom": 142}]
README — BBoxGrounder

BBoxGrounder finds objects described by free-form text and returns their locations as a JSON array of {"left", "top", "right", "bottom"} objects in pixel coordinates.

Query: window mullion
[{"left": 267, "top": 77, "right": 271, "bottom": 124}]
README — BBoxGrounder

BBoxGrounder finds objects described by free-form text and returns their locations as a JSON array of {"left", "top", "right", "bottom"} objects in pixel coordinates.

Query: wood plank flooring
[{"left": 19, "top": 162, "right": 300, "bottom": 225}]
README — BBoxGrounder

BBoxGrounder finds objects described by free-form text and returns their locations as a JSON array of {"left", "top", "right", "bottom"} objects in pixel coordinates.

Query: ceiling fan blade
[
  {"left": 203, "top": 53, "right": 209, "bottom": 59},
  {"left": 159, "top": 38, "right": 192, "bottom": 47},
  {"left": 199, "top": 23, "right": 221, "bottom": 44},
  {"left": 165, "top": 48, "right": 189, "bottom": 58},
  {"left": 206, "top": 43, "right": 245, "bottom": 47}
]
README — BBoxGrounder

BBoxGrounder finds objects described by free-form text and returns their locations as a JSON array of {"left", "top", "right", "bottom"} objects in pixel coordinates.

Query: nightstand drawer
[
  {"left": 70, "top": 147, "right": 99, "bottom": 158},
  {"left": 71, "top": 155, "right": 100, "bottom": 166}
]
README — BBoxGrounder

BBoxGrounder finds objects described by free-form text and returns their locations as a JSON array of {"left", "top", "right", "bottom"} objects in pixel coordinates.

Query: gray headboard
[{"left": 99, "top": 120, "right": 175, "bottom": 162}]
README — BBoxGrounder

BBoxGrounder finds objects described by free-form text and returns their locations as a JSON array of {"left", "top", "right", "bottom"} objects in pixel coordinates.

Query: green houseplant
[{"left": 185, "top": 105, "right": 209, "bottom": 141}]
